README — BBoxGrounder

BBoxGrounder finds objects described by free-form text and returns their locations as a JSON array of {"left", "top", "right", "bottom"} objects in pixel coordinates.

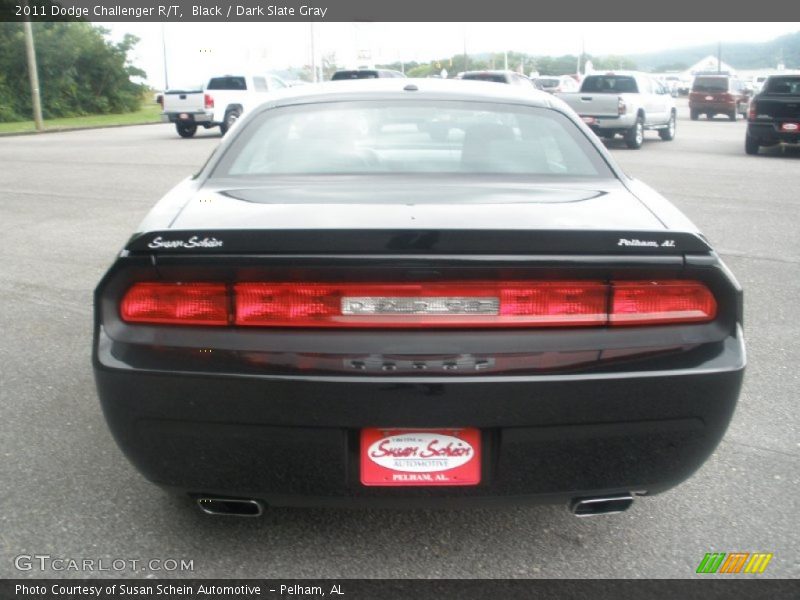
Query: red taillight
[
  {"left": 610, "top": 280, "right": 717, "bottom": 326},
  {"left": 748, "top": 101, "right": 757, "bottom": 120},
  {"left": 204, "top": 93, "right": 214, "bottom": 109},
  {"left": 120, "top": 283, "right": 229, "bottom": 325},
  {"left": 618, "top": 97, "right": 627, "bottom": 116},
  {"left": 118, "top": 280, "right": 717, "bottom": 328}
]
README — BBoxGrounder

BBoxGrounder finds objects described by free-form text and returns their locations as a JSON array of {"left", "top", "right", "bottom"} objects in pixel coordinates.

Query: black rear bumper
[
  {"left": 747, "top": 122, "right": 800, "bottom": 145},
  {"left": 94, "top": 332, "right": 744, "bottom": 508}
]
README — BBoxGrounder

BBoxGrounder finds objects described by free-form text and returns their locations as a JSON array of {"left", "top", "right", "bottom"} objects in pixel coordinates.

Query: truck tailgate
[
  {"left": 163, "top": 90, "right": 204, "bottom": 113},
  {"left": 558, "top": 93, "right": 621, "bottom": 118}
]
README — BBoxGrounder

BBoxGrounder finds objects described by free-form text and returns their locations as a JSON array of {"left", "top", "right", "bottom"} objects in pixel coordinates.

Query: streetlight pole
[
  {"left": 310, "top": 21, "right": 317, "bottom": 83},
  {"left": 161, "top": 24, "right": 169, "bottom": 90},
  {"left": 22, "top": 12, "right": 44, "bottom": 131}
]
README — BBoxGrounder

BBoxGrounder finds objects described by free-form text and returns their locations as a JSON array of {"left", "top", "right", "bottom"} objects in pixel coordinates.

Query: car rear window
[
  {"left": 764, "top": 77, "right": 800, "bottom": 94},
  {"left": 692, "top": 77, "right": 729, "bottom": 92},
  {"left": 332, "top": 71, "right": 380, "bottom": 80},
  {"left": 462, "top": 73, "right": 509, "bottom": 84},
  {"left": 580, "top": 76, "right": 638, "bottom": 94},
  {"left": 207, "top": 76, "right": 247, "bottom": 90},
  {"left": 536, "top": 78, "right": 560, "bottom": 88},
  {"left": 212, "top": 100, "right": 612, "bottom": 179}
]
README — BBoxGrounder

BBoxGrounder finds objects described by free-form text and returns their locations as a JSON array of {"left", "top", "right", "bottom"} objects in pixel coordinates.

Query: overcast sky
[{"left": 104, "top": 22, "right": 800, "bottom": 88}]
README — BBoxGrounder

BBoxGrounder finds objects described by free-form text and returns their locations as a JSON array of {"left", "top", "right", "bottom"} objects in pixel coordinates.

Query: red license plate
[
  {"left": 582, "top": 116, "right": 597, "bottom": 125},
  {"left": 781, "top": 122, "right": 799, "bottom": 131},
  {"left": 360, "top": 428, "right": 481, "bottom": 486}
]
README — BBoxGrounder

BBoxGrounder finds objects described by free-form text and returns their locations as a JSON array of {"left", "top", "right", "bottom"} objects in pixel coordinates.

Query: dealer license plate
[
  {"left": 781, "top": 122, "right": 799, "bottom": 131},
  {"left": 582, "top": 116, "right": 597, "bottom": 125},
  {"left": 360, "top": 428, "right": 481, "bottom": 486}
]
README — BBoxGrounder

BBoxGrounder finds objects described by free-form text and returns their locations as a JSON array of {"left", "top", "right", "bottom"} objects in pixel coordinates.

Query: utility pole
[
  {"left": 717, "top": 41, "right": 722, "bottom": 73},
  {"left": 22, "top": 14, "right": 44, "bottom": 131},
  {"left": 504, "top": 50, "right": 508, "bottom": 71},
  {"left": 462, "top": 24, "right": 468, "bottom": 72}
]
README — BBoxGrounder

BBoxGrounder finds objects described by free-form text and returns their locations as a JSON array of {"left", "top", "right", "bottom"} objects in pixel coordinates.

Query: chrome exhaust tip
[
  {"left": 197, "top": 497, "right": 264, "bottom": 517},
  {"left": 570, "top": 494, "right": 634, "bottom": 517}
]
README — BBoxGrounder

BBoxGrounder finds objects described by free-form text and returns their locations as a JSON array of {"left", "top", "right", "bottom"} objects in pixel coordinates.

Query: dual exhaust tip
[
  {"left": 196, "top": 493, "right": 633, "bottom": 517},
  {"left": 197, "top": 497, "right": 264, "bottom": 517},
  {"left": 570, "top": 494, "right": 634, "bottom": 517}
]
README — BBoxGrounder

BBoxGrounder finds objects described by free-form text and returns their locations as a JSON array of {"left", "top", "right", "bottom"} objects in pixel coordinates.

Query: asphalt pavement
[{"left": 0, "top": 100, "right": 798, "bottom": 579}]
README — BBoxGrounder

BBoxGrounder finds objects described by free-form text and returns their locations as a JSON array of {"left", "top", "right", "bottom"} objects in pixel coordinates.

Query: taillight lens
[
  {"left": 120, "top": 283, "right": 229, "bottom": 325},
  {"left": 748, "top": 101, "right": 757, "bottom": 120},
  {"left": 234, "top": 282, "right": 608, "bottom": 328},
  {"left": 611, "top": 280, "right": 717, "bottom": 326},
  {"left": 204, "top": 94, "right": 214, "bottom": 109},
  {"left": 618, "top": 97, "right": 627, "bottom": 115},
  {"left": 118, "top": 280, "right": 717, "bottom": 328}
]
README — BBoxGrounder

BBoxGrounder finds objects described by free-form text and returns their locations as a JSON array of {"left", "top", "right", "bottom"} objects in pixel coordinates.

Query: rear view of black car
[
  {"left": 93, "top": 80, "right": 744, "bottom": 516},
  {"left": 746, "top": 75, "right": 800, "bottom": 155}
]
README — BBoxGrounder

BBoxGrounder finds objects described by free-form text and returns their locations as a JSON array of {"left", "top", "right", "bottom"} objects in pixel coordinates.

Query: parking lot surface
[{"left": 0, "top": 101, "right": 798, "bottom": 578}]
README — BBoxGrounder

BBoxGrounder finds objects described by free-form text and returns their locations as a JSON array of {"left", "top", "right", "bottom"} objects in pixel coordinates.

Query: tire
[
  {"left": 659, "top": 112, "right": 676, "bottom": 141},
  {"left": 690, "top": 110, "right": 699, "bottom": 121},
  {"left": 220, "top": 108, "right": 242, "bottom": 136},
  {"left": 624, "top": 116, "right": 644, "bottom": 149},
  {"left": 175, "top": 122, "right": 197, "bottom": 138},
  {"left": 745, "top": 134, "right": 759, "bottom": 155}
]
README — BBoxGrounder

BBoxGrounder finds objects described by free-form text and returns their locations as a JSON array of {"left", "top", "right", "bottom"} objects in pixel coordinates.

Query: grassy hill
[{"left": 629, "top": 31, "right": 800, "bottom": 71}]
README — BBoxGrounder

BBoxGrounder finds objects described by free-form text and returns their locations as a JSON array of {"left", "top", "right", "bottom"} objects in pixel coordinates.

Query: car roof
[
  {"left": 251, "top": 78, "right": 560, "bottom": 110},
  {"left": 584, "top": 71, "right": 647, "bottom": 78}
]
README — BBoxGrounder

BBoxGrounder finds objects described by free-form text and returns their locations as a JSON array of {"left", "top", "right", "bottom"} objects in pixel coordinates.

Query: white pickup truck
[
  {"left": 557, "top": 72, "right": 676, "bottom": 149},
  {"left": 161, "top": 73, "right": 288, "bottom": 138}
]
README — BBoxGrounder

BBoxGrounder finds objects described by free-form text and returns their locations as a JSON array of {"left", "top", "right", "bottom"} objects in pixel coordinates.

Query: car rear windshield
[
  {"left": 580, "top": 76, "right": 638, "bottom": 94},
  {"left": 211, "top": 100, "right": 613, "bottom": 179},
  {"left": 207, "top": 76, "right": 247, "bottom": 90},
  {"left": 462, "top": 73, "right": 508, "bottom": 83},
  {"left": 764, "top": 77, "right": 800, "bottom": 94},
  {"left": 332, "top": 71, "right": 380, "bottom": 80},
  {"left": 536, "top": 78, "right": 560, "bottom": 87},
  {"left": 692, "top": 77, "right": 729, "bottom": 92}
]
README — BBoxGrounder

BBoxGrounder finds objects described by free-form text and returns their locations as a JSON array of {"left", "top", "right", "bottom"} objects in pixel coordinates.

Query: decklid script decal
[{"left": 126, "top": 229, "right": 711, "bottom": 255}]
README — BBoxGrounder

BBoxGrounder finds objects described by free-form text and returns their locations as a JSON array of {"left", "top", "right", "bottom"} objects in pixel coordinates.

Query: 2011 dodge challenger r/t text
[{"left": 93, "top": 80, "right": 745, "bottom": 517}]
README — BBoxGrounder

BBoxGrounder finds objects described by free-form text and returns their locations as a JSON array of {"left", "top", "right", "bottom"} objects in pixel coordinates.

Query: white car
[{"left": 161, "top": 74, "right": 288, "bottom": 138}]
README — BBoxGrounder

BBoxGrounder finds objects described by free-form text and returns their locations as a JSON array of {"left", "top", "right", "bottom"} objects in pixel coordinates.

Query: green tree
[{"left": 0, "top": 22, "right": 145, "bottom": 122}]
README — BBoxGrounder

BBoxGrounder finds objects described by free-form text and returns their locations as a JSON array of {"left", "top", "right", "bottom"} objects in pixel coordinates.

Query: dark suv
[{"left": 689, "top": 73, "right": 750, "bottom": 121}]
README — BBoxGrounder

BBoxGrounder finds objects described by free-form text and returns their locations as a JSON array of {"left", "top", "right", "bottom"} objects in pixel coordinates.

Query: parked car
[
  {"left": 94, "top": 79, "right": 743, "bottom": 517},
  {"left": 161, "top": 73, "right": 288, "bottom": 138},
  {"left": 533, "top": 76, "right": 579, "bottom": 94},
  {"left": 460, "top": 70, "right": 535, "bottom": 87},
  {"left": 557, "top": 71, "right": 677, "bottom": 149},
  {"left": 745, "top": 74, "right": 800, "bottom": 155},
  {"left": 332, "top": 69, "right": 406, "bottom": 80},
  {"left": 689, "top": 73, "right": 750, "bottom": 121},
  {"left": 661, "top": 76, "right": 681, "bottom": 97}
]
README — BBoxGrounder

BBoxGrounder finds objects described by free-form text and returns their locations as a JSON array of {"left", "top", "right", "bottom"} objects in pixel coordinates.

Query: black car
[
  {"left": 746, "top": 74, "right": 800, "bottom": 155},
  {"left": 94, "top": 80, "right": 744, "bottom": 517},
  {"left": 332, "top": 69, "right": 406, "bottom": 80}
]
